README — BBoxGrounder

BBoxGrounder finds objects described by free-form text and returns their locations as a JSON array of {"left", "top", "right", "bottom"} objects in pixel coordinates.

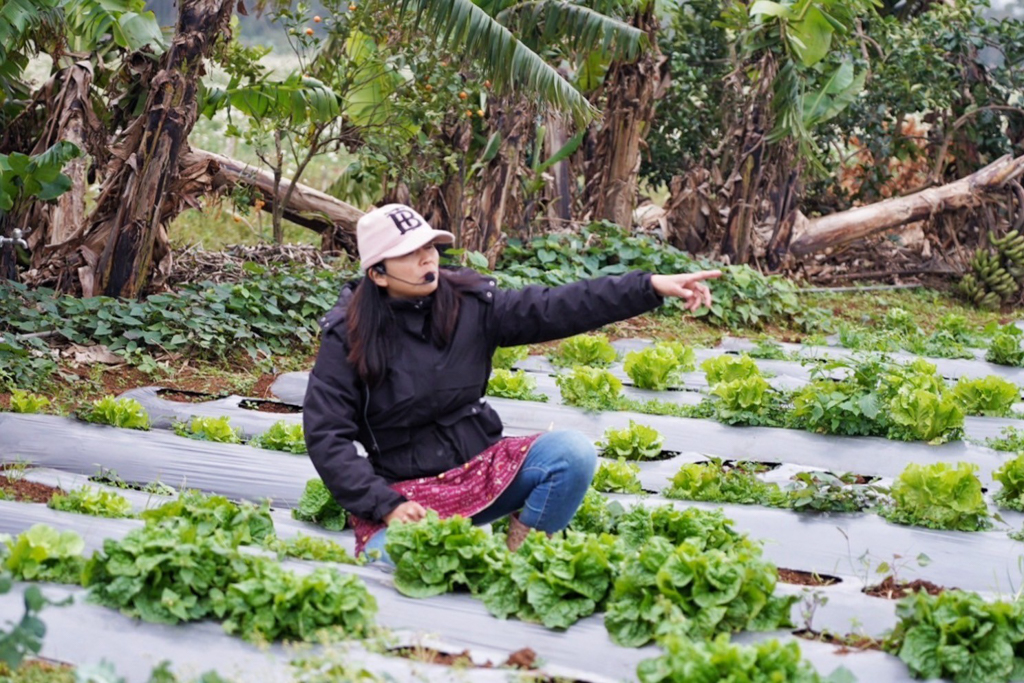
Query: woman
[{"left": 303, "top": 204, "right": 720, "bottom": 561}]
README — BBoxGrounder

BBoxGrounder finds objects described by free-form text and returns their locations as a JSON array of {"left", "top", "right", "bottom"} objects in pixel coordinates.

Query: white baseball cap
[{"left": 357, "top": 204, "right": 455, "bottom": 272}]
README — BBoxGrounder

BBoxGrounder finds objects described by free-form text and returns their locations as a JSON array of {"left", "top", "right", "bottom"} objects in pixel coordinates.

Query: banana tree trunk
[
  {"left": 583, "top": 4, "right": 664, "bottom": 229},
  {"left": 544, "top": 112, "right": 573, "bottom": 226},
  {"left": 81, "top": 0, "right": 234, "bottom": 298},
  {"left": 466, "top": 101, "right": 531, "bottom": 265}
]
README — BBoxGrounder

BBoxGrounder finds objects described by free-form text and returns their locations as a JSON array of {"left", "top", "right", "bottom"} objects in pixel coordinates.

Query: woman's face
[{"left": 370, "top": 242, "right": 441, "bottom": 298}]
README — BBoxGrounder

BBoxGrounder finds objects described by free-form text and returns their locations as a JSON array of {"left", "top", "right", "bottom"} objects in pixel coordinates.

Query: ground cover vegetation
[
  {"left": 3, "top": 492, "right": 376, "bottom": 645},
  {"left": 383, "top": 504, "right": 798, "bottom": 646}
]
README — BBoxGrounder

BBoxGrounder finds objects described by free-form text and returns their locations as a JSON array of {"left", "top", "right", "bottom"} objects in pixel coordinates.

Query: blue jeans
[{"left": 363, "top": 430, "right": 597, "bottom": 565}]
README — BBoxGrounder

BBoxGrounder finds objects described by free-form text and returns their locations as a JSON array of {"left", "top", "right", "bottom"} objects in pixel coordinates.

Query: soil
[
  {"left": 157, "top": 388, "right": 220, "bottom": 403},
  {"left": 391, "top": 646, "right": 561, "bottom": 677},
  {"left": 0, "top": 658, "right": 75, "bottom": 681},
  {"left": 793, "top": 629, "right": 883, "bottom": 653},
  {"left": 863, "top": 576, "right": 950, "bottom": 599},
  {"left": 239, "top": 398, "right": 302, "bottom": 414},
  {"left": 0, "top": 473, "right": 63, "bottom": 503},
  {"left": 720, "top": 459, "right": 781, "bottom": 473},
  {"left": 778, "top": 568, "right": 841, "bottom": 586}
]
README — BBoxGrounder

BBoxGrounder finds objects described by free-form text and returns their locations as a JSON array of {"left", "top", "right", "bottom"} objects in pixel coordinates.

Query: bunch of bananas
[{"left": 957, "top": 230, "right": 1024, "bottom": 310}]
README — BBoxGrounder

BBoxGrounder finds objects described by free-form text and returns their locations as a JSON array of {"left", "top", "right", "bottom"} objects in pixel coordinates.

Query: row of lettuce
[
  {"left": 5, "top": 483, "right": 1024, "bottom": 683},
  {"left": 7, "top": 341, "right": 1021, "bottom": 450},
  {"left": 493, "top": 336, "right": 1024, "bottom": 445}
]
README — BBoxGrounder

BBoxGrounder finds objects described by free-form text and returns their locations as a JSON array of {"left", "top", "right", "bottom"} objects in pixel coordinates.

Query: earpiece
[{"left": 372, "top": 264, "right": 386, "bottom": 275}]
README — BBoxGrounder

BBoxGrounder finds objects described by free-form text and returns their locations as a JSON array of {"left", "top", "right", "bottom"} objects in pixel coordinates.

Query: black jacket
[{"left": 303, "top": 269, "right": 663, "bottom": 522}]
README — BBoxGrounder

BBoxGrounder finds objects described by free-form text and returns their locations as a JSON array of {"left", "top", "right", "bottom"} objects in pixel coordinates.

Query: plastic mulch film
[
  {"left": 119, "top": 386, "right": 302, "bottom": 439},
  {"left": 718, "top": 335, "right": 1024, "bottom": 385},
  {"left": 0, "top": 413, "right": 318, "bottom": 507},
  {"left": 0, "top": 582, "right": 543, "bottom": 683},
  {"left": 0, "top": 501, "right": 893, "bottom": 683},
  {"left": 601, "top": 493, "right": 1024, "bottom": 596}
]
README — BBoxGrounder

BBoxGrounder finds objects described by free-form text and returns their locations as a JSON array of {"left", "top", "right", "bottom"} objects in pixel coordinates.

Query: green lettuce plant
[
  {"left": 598, "top": 420, "right": 664, "bottom": 460},
  {"left": 47, "top": 487, "right": 134, "bottom": 519},
  {"left": 604, "top": 536, "right": 795, "bottom": 647},
  {"left": 710, "top": 375, "right": 782, "bottom": 426},
  {"left": 664, "top": 460, "right": 782, "bottom": 506},
  {"left": 986, "top": 325, "right": 1024, "bottom": 367},
  {"left": 551, "top": 334, "right": 617, "bottom": 368},
  {"left": 292, "top": 479, "right": 347, "bottom": 532},
  {"left": 592, "top": 459, "right": 643, "bottom": 494},
  {"left": 385, "top": 512, "right": 500, "bottom": 598},
  {"left": 8, "top": 389, "right": 49, "bottom": 414},
  {"left": 556, "top": 366, "right": 623, "bottom": 411},
  {"left": 264, "top": 534, "right": 357, "bottom": 565},
  {"left": 701, "top": 354, "right": 761, "bottom": 385},
  {"left": 141, "top": 491, "right": 274, "bottom": 545},
  {"left": 249, "top": 420, "right": 306, "bottom": 454},
  {"left": 3, "top": 525, "right": 86, "bottom": 584},
  {"left": 993, "top": 454, "right": 1024, "bottom": 511},
  {"left": 487, "top": 369, "right": 548, "bottom": 402},
  {"left": 886, "top": 386, "right": 964, "bottom": 444},
  {"left": 482, "top": 530, "right": 620, "bottom": 630},
  {"left": 886, "top": 589, "right": 1024, "bottom": 683},
  {"left": 492, "top": 345, "right": 529, "bottom": 370},
  {"left": 951, "top": 375, "right": 1020, "bottom": 417},
  {"left": 172, "top": 416, "right": 242, "bottom": 444},
  {"left": 623, "top": 342, "right": 695, "bottom": 390},
  {"left": 638, "top": 633, "right": 847, "bottom": 683},
  {"left": 80, "top": 396, "right": 150, "bottom": 430},
  {"left": 881, "top": 462, "right": 991, "bottom": 531},
  {"left": 213, "top": 562, "right": 376, "bottom": 643}
]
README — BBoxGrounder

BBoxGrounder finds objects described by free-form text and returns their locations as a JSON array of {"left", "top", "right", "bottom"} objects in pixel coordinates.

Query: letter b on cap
[{"left": 385, "top": 207, "right": 423, "bottom": 234}]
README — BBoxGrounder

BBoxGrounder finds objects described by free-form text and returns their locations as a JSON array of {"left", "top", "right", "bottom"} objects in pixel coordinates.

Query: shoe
[{"left": 506, "top": 513, "right": 531, "bottom": 552}]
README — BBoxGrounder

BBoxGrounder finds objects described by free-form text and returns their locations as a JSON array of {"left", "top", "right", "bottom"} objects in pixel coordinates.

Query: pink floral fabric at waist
[{"left": 350, "top": 433, "right": 541, "bottom": 556}]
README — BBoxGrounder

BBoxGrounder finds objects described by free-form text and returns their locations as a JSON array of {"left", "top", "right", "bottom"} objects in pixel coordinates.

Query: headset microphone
[{"left": 373, "top": 265, "right": 436, "bottom": 286}]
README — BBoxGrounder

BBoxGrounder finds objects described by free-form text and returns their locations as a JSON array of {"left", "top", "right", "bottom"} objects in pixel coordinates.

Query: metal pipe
[{"left": 0, "top": 229, "right": 28, "bottom": 249}]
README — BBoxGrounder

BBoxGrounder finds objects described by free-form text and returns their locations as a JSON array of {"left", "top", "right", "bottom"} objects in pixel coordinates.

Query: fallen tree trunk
[
  {"left": 186, "top": 148, "right": 363, "bottom": 254},
  {"left": 789, "top": 153, "right": 1024, "bottom": 257}
]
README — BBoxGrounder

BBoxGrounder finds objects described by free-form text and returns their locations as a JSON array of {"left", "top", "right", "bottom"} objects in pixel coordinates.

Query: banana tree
[{"left": 708, "top": 0, "right": 878, "bottom": 266}]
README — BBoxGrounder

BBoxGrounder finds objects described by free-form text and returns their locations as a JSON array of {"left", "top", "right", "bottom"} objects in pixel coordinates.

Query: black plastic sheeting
[{"left": 0, "top": 413, "right": 317, "bottom": 507}]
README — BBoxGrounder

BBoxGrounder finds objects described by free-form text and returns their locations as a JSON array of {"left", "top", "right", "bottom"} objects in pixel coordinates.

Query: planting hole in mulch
[
  {"left": 239, "top": 398, "right": 302, "bottom": 414},
  {"left": 157, "top": 388, "right": 220, "bottom": 403},
  {"left": 863, "top": 576, "right": 950, "bottom": 599},
  {"left": 796, "top": 472, "right": 880, "bottom": 485},
  {"left": 712, "top": 459, "right": 781, "bottom": 474},
  {"left": 792, "top": 629, "right": 883, "bottom": 653},
  {"left": 778, "top": 568, "right": 842, "bottom": 586},
  {"left": 0, "top": 473, "right": 63, "bottom": 503},
  {"left": 389, "top": 646, "right": 573, "bottom": 679}
]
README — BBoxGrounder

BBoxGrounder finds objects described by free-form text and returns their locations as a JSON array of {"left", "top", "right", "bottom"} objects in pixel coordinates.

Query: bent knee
[{"left": 536, "top": 429, "right": 597, "bottom": 475}]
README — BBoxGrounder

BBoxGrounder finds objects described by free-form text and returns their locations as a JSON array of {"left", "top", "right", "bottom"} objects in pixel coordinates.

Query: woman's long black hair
[{"left": 346, "top": 267, "right": 481, "bottom": 386}]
